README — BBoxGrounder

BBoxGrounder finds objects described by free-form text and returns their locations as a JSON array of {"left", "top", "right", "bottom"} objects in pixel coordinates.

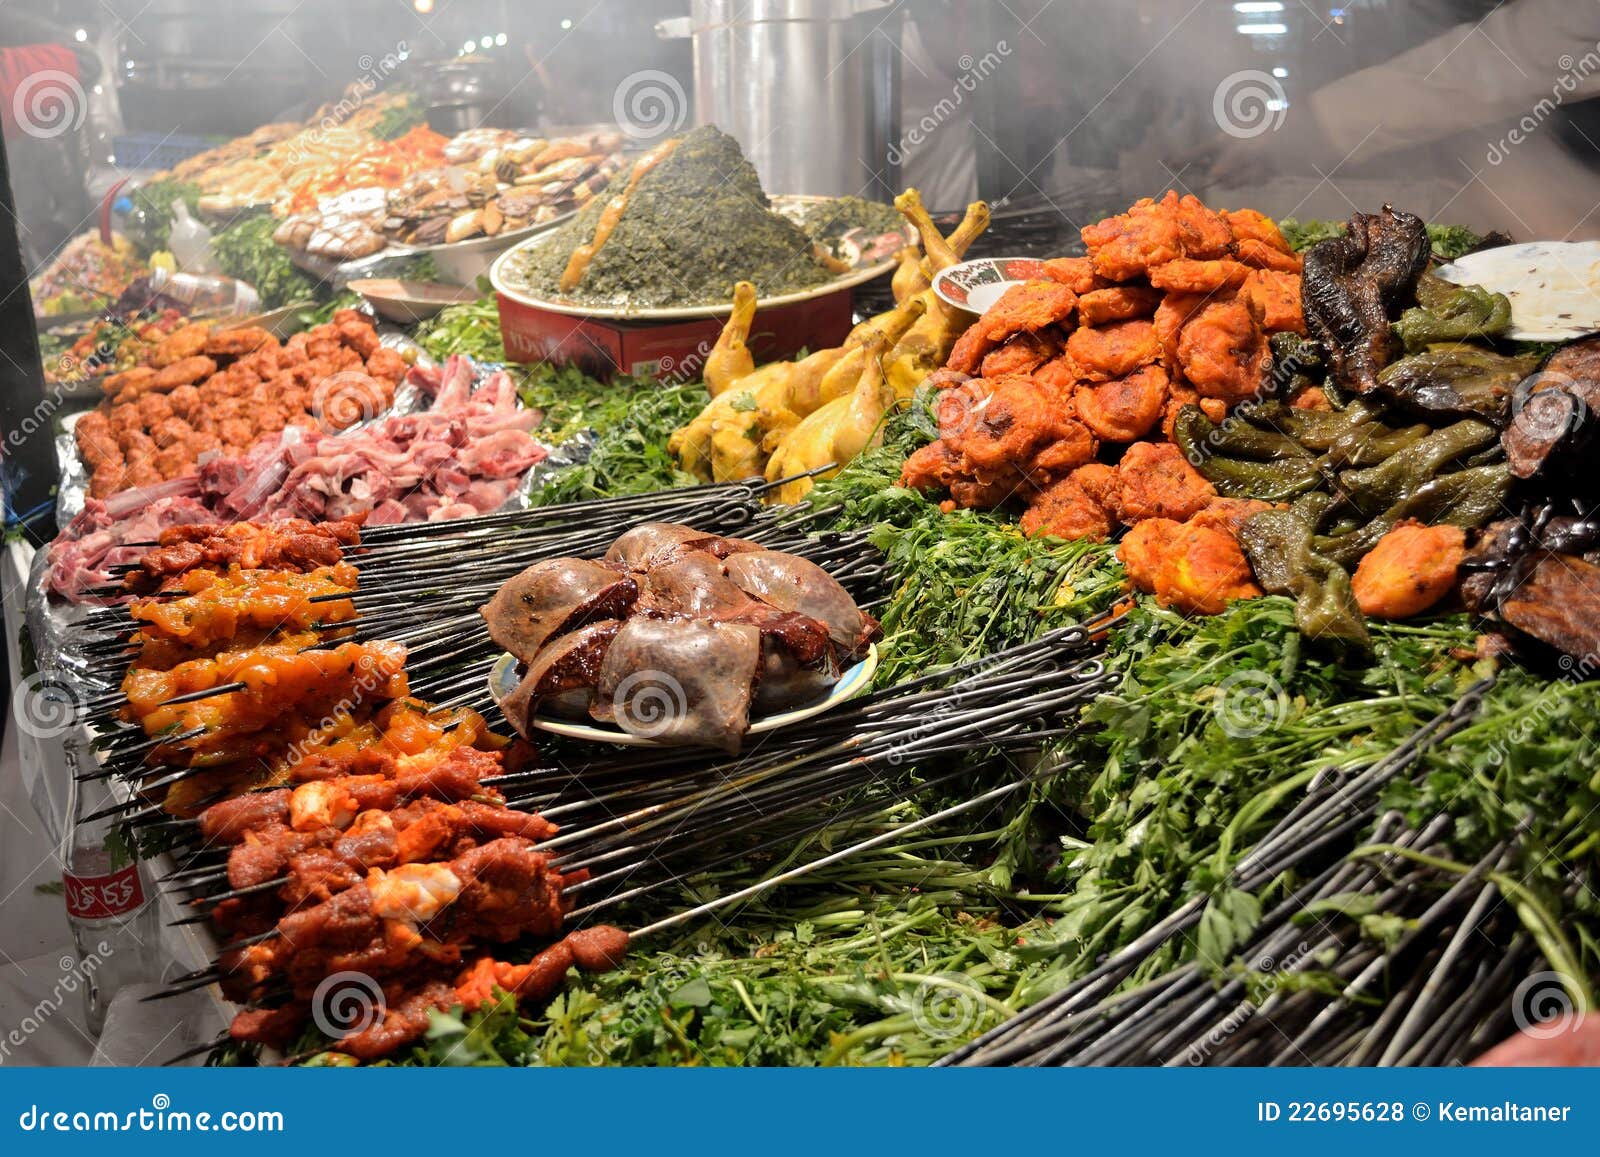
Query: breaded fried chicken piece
[
  {"left": 1066, "top": 319, "right": 1161, "bottom": 382},
  {"left": 1149, "top": 258, "right": 1251, "bottom": 295},
  {"left": 1021, "top": 477, "right": 1111, "bottom": 542},
  {"left": 1081, "top": 196, "right": 1185, "bottom": 282},
  {"left": 1176, "top": 300, "right": 1270, "bottom": 403},
  {"left": 1075, "top": 363, "right": 1170, "bottom": 443},
  {"left": 1237, "top": 269, "right": 1305, "bottom": 334},
  {"left": 1120, "top": 519, "right": 1262, "bottom": 615},
  {"left": 1077, "top": 285, "right": 1164, "bottom": 326},
  {"left": 1351, "top": 520, "right": 1466, "bottom": 619},
  {"left": 1115, "top": 441, "right": 1217, "bottom": 523}
]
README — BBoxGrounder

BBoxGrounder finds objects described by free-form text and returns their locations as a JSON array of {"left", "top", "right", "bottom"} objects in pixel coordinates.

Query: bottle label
[{"left": 63, "top": 865, "right": 146, "bottom": 920}]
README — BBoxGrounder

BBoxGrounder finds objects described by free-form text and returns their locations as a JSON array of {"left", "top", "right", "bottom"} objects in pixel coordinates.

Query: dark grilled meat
[
  {"left": 1503, "top": 338, "right": 1600, "bottom": 481},
  {"left": 1302, "top": 206, "right": 1430, "bottom": 393}
]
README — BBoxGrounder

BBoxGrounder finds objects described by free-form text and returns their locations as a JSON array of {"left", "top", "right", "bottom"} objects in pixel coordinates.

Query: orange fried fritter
[
  {"left": 1077, "top": 285, "right": 1163, "bottom": 326},
  {"left": 1042, "top": 257, "right": 1099, "bottom": 293},
  {"left": 150, "top": 323, "right": 211, "bottom": 368},
  {"left": 204, "top": 326, "right": 274, "bottom": 358},
  {"left": 1223, "top": 208, "right": 1294, "bottom": 255},
  {"left": 1033, "top": 352, "right": 1083, "bottom": 394},
  {"left": 1170, "top": 193, "right": 1235, "bottom": 259},
  {"left": 947, "top": 280, "right": 1077, "bottom": 374},
  {"left": 105, "top": 366, "right": 156, "bottom": 398},
  {"left": 899, "top": 440, "right": 961, "bottom": 494},
  {"left": 152, "top": 355, "right": 219, "bottom": 392},
  {"left": 1070, "top": 462, "right": 1122, "bottom": 517},
  {"left": 1021, "top": 477, "right": 1111, "bottom": 542},
  {"left": 1149, "top": 258, "right": 1251, "bottom": 295},
  {"left": 981, "top": 330, "right": 1061, "bottom": 378},
  {"left": 1235, "top": 238, "right": 1303, "bottom": 273},
  {"left": 1075, "top": 363, "right": 1170, "bottom": 443},
  {"left": 985, "top": 280, "right": 1079, "bottom": 339},
  {"left": 1237, "top": 269, "right": 1305, "bottom": 334},
  {"left": 1351, "top": 520, "right": 1466, "bottom": 619},
  {"left": 1081, "top": 196, "right": 1185, "bottom": 282},
  {"left": 940, "top": 375, "right": 1071, "bottom": 475},
  {"left": 1120, "top": 519, "right": 1262, "bottom": 615},
  {"left": 1190, "top": 497, "right": 1277, "bottom": 538},
  {"left": 1153, "top": 292, "right": 1211, "bottom": 369},
  {"left": 1115, "top": 441, "right": 1217, "bottom": 523},
  {"left": 1176, "top": 300, "right": 1269, "bottom": 404},
  {"left": 1030, "top": 420, "right": 1098, "bottom": 483},
  {"left": 1066, "top": 319, "right": 1161, "bottom": 382}
]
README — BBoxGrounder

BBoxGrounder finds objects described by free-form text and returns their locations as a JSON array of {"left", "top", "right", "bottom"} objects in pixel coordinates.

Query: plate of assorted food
[
  {"left": 273, "top": 128, "right": 629, "bottom": 283},
  {"left": 483, "top": 522, "right": 882, "bottom": 751}
]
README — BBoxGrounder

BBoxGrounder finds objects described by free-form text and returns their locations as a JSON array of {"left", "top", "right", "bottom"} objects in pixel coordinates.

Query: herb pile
[
  {"left": 503, "top": 125, "right": 835, "bottom": 308},
  {"left": 213, "top": 214, "right": 320, "bottom": 309}
]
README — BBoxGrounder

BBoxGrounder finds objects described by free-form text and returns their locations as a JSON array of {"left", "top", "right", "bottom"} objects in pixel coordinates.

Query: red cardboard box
[{"left": 495, "top": 287, "right": 855, "bottom": 381}]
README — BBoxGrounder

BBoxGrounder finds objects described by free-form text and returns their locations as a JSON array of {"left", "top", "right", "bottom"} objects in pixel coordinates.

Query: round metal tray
[{"left": 489, "top": 194, "right": 912, "bottom": 320}]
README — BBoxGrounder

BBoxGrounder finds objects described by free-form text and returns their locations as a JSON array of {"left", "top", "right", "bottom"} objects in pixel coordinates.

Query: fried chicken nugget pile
[
  {"left": 74, "top": 310, "right": 409, "bottom": 500},
  {"left": 900, "top": 193, "right": 1308, "bottom": 616}
]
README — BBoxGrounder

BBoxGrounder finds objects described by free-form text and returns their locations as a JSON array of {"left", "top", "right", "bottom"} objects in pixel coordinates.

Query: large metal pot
[{"left": 660, "top": 0, "right": 901, "bottom": 200}]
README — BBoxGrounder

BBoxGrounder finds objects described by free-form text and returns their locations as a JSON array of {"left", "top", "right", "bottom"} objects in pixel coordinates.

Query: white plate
[
  {"left": 489, "top": 642, "right": 878, "bottom": 747},
  {"left": 488, "top": 194, "right": 913, "bottom": 320},
  {"left": 932, "top": 256, "right": 1050, "bottom": 314},
  {"left": 1435, "top": 240, "right": 1600, "bottom": 341}
]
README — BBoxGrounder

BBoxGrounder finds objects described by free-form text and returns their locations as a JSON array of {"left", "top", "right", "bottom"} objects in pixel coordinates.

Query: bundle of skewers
[
  {"left": 60, "top": 478, "right": 1121, "bottom": 1063},
  {"left": 940, "top": 676, "right": 1577, "bottom": 1067}
]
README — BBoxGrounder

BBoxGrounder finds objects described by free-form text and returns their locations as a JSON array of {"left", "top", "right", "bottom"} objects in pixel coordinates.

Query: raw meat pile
[
  {"left": 198, "top": 355, "right": 543, "bottom": 524},
  {"left": 73, "top": 311, "right": 408, "bottom": 499},
  {"left": 47, "top": 355, "right": 545, "bottom": 602},
  {"left": 46, "top": 488, "right": 218, "bottom": 601}
]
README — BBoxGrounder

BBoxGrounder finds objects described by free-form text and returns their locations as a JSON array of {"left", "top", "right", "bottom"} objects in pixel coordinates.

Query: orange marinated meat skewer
[{"left": 130, "top": 562, "right": 359, "bottom": 651}]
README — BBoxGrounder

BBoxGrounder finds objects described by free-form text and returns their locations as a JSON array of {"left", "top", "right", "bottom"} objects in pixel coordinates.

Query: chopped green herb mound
[
  {"left": 1278, "top": 216, "right": 1488, "bottom": 260},
  {"left": 503, "top": 125, "right": 834, "bottom": 308},
  {"left": 213, "top": 214, "right": 320, "bottom": 309}
]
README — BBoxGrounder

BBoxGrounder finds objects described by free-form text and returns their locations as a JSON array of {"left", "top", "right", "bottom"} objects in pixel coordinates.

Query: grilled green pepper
[
  {"left": 1239, "top": 509, "right": 1370, "bottom": 647},
  {"left": 1336, "top": 418, "right": 1497, "bottom": 517},
  {"left": 1314, "top": 463, "right": 1512, "bottom": 567},
  {"left": 1374, "top": 342, "right": 1540, "bottom": 423},
  {"left": 1394, "top": 275, "right": 1511, "bottom": 352}
]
